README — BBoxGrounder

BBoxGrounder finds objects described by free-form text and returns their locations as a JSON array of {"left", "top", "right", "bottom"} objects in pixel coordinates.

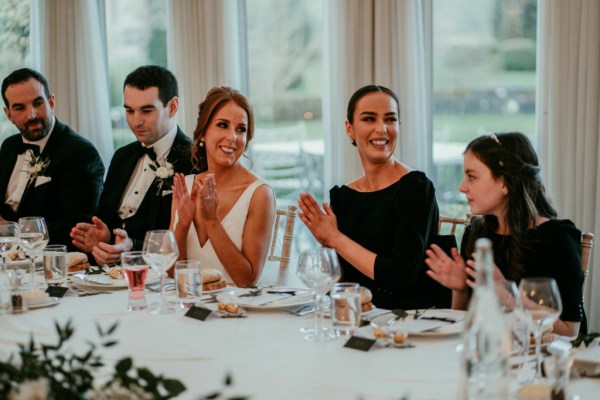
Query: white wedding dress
[{"left": 173, "top": 174, "right": 269, "bottom": 284}]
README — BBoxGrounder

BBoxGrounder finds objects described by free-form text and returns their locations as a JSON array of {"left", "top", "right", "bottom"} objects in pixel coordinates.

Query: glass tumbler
[
  {"left": 330, "top": 282, "right": 361, "bottom": 338},
  {"left": 43, "top": 245, "right": 68, "bottom": 287},
  {"left": 122, "top": 251, "right": 150, "bottom": 311},
  {"left": 175, "top": 260, "right": 202, "bottom": 309}
]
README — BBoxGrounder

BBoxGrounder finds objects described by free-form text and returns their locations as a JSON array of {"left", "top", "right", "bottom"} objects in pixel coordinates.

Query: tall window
[
  {"left": 432, "top": 0, "right": 537, "bottom": 222},
  {"left": 0, "top": 0, "right": 30, "bottom": 142},
  {"left": 246, "top": 0, "right": 324, "bottom": 206},
  {"left": 105, "top": 0, "right": 167, "bottom": 149}
]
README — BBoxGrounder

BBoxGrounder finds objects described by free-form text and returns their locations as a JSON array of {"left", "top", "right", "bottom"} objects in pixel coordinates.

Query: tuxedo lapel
[{"left": 0, "top": 142, "right": 19, "bottom": 199}]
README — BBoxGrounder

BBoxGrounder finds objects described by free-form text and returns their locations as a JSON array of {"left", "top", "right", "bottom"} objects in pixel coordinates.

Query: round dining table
[{"left": 1, "top": 263, "right": 598, "bottom": 400}]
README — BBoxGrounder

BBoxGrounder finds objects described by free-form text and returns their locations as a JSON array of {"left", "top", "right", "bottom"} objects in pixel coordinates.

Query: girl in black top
[{"left": 426, "top": 132, "right": 584, "bottom": 336}]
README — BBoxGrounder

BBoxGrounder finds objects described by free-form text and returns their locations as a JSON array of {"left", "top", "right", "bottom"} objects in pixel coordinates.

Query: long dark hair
[
  {"left": 464, "top": 132, "right": 557, "bottom": 280},
  {"left": 192, "top": 86, "right": 254, "bottom": 172}
]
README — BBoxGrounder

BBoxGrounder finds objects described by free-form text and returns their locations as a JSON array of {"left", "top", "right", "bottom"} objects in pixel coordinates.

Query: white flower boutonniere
[
  {"left": 148, "top": 160, "right": 175, "bottom": 195},
  {"left": 24, "top": 154, "right": 51, "bottom": 182}
]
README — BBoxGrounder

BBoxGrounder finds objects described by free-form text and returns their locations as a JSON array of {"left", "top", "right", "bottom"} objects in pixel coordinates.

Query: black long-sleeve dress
[
  {"left": 330, "top": 171, "right": 449, "bottom": 310},
  {"left": 461, "top": 219, "right": 585, "bottom": 327}
]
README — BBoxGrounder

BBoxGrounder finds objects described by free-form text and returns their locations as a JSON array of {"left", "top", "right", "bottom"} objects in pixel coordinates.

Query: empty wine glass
[
  {"left": 0, "top": 222, "right": 21, "bottom": 268},
  {"left": 142, "top": 230, "right": 178, "bottom": 315},
  {"left": 296, "top": 246, "right": 341, "bottom": 342},
  {"left": 495, "top": 281, "right": 529, "bottom": 372},
  {"left": 519, "top": 277, "right": 563, "bottom": 381},
  {"left": 17, "top": 217, "right": 49, "bottom": 290}
]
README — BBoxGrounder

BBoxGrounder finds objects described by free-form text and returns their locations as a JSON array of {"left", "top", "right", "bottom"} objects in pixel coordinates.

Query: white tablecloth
[{"left": 1, "top": 279, "right": 599, "bottom": 399}]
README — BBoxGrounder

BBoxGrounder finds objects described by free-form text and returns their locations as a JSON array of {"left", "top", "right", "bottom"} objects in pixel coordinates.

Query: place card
[
  {"left": 46, "top": 286, "right": 69, "bottom": 298},
  {"left": 185, "top": 305, "right": 212, "bottom": 321},
  {"left": 344, "top": 336, "right": 376, "bottom": 352}
]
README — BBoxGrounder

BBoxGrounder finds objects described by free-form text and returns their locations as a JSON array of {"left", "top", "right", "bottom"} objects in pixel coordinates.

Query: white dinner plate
[
  {"left": 370, "top": 309, "right": 466, "bottom": 337},
  {"left": 216, "top": 287, "right": 313, "bottom": 310},
  {"left": 408, "top": 309, "right": 466, "bottom": 337},
  {"left": 27, "top": 296, "right": 61, "bottom": 309},
  {"left": 71, "top": 270, "right": 160, "bottom": 291}
]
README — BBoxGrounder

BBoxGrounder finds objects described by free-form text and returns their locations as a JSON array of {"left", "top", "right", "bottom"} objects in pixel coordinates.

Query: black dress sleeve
[
  {"left": 373, "top": 174, "right": 438, "bottom": 292},
  {"left": 540, "top": 221, "right": 584, "bottom": 323}
]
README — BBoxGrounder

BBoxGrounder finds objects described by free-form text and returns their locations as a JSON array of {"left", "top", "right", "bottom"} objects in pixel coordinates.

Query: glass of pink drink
[{"left": 122, "top": 251, "right": 150, "bottom": 311}]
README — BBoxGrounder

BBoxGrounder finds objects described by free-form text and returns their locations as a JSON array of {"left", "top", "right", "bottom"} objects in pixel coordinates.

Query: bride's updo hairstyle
[{"left": 192, "top": 86, "right": 255, "bottom": 172}]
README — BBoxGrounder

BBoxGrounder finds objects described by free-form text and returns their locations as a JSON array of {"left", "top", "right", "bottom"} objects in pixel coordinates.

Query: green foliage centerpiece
[{"left": 0, "top": 320, "right": 185, "bottom": 399}]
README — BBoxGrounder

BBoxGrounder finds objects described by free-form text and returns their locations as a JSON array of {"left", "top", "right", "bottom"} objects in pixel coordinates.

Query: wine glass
[
  {"left": 519, "top": 277, "right": 563, "bottom": 380},
  {"left": 0, "top": 222, "right": 21, "bottom": 268},
  {"left": 296, "top": 246, "right": 341, "bottom": 341},
  {"left": 142, "top": 230, "right": 179, "bottom": 315},
  {"left": 494, "top": 281, "right": 529, "bottom": 372},
  {"left": 17, "top": 217, "right": 49, "bottom": 290}
]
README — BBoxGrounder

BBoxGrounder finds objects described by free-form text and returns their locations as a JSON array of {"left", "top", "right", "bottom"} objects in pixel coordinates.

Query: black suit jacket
[
  {"left": 0, "top": 119, "right": 105, "bottom": 249},
  {"left": 96, "top": 128, "right": 194, "bottom": 250}
]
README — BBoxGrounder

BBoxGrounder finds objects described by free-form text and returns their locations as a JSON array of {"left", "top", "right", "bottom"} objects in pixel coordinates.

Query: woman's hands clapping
[
  {"left": 297, "top": 193, "right": 340, "bottom": 247},
  {"left": 173, "top": 173, "right": 220, "bottom": 227}
]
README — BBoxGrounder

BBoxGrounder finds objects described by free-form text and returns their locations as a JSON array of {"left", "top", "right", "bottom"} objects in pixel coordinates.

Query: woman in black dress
[
  {"left": 425, "top": 132, "right": 584, "bottom": 336},
  {"left": 298, "top": 85, "right": 446, "bottom": 310}
]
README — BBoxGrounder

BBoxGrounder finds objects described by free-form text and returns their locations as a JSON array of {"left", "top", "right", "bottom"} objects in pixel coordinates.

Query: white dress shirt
[
  {"left": 117, "top": 124, "right": 178, "bottom": 219},
  {"left": 4, "top": 117, "right": 55, "bottom": 211}
]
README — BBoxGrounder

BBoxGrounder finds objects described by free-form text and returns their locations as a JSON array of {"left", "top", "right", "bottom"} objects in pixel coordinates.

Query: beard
[{"left": 20, "top": 118, "right": 51, "bottom": 141}]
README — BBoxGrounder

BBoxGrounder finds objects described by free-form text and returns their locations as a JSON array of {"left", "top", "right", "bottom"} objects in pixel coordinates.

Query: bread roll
[
  {"left": 202, "top": 268, "right": 223, "bottom": 284},
  {"left": 203, "top": 278, "right": 227, "bottom": 292},
  {"left": 67, "top": 252, "right": 90, "bottom": 272},
  {"left": 360, "top": 286, "right": 373, "bottom": 312}
]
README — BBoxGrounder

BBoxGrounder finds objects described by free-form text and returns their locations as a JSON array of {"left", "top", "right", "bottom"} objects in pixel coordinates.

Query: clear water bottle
[{"left": 459, "top": 238, "right": 510, "bottom": 399}]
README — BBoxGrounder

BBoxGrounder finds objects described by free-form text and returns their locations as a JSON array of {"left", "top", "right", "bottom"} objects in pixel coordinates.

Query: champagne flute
[
  {"left": 17, "top": 217, "right": 49, "bottom": 290},
  {"left": 296, "top": 246, "right": 341, "bottom": 342},
  {"left": 519, "top": 278, "right": 563, "bottom": 380},
  {"left": 142, "top": 230, "right": 178, "bottom": 315},
  {"left": 0, "top": 222, "right": 21, "bottom": 268}
]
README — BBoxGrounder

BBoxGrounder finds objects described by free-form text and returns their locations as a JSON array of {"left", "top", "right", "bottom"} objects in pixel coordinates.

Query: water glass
[
  {"left": 0, "top": 221, "right": 20, "bottom": 268},
  {"left": 43, "top": 245, "right": 68, "bottom": 286},
  {"left": 0, "top": 270, "right": 10, "bottom": 314},
  {"left": 175, "top": 260, "right": 202, "bottom": 308},
  {"left": 330, "top": 282, "right": 361, "bottom": 338},
  {"left": 122, "top": 251, "right": 150, "bottom": 311}
]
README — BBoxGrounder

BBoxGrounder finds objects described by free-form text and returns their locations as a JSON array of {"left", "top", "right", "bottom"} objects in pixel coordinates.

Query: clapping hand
[
  {"left": 196, "top": 173, "right": 219, "bottom": 221},
  {"left": 297, "top": 192, "right": 339, "bottom": 247},
  {"left": 425, "top": 244, "right": 469, "bottom": 291},
  {"left": 173, "top": 173, "right": 197, "bottom": 228},
  {"left": 70, "top": 216, "right": 111, "bottom": 253},
  {"left": 91, "top": 228, "right": 132, "bottom": 266}
]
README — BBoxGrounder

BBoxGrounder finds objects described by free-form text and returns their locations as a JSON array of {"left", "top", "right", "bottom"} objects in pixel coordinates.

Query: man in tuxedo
[
  {"left": 70, "top": 65, "right": 195, "bottom": 264},
  {"left": 0, "top": 68, "right": 104, "bottom": 249}
]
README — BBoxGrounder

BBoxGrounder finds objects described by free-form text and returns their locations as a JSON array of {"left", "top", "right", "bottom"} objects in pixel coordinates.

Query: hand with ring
[{"left": 198, "top": 173, "right": 219, "bottom": 221}]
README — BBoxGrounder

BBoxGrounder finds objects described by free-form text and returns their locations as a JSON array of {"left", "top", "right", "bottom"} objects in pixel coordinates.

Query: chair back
[
  {"left": 268, "top": 205, "right": 297, "bottom": 269},
  {"left": 438, "top": 214, "right": 471, "bottom": 235},
  {"left": 581, "top": 232, "right": 594, "bottom": 291}
]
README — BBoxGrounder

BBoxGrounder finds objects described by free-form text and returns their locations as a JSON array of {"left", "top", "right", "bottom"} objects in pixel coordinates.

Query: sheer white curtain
[
  {"left": 323, "top": 0, "right": 431, "bottom": 192},
  {"left": 30, "top": 0, "right": 113, "bottom": 166},
  {"left": 167, "top": 0, "right": 245, "bottom": 136},
  {"left": 536, "top": 0, "right": 600, "bottom": 330}
]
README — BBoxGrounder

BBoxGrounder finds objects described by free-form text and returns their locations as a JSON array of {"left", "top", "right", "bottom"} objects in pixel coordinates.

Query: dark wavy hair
[
  {"left": 346, "top": 85, "right": 400, "bottom": 146},
  {"left": 463, "top": 132, "right": 557, "bottom": 280},
  {"left": 192, "top": 87, "right": 254, "bottom": 172},
  {"left": 2, "top": 68, "right": 51, "bottom": 107},
  {"left": 123, "top": 65, "right": 178, "bottom": 107}
]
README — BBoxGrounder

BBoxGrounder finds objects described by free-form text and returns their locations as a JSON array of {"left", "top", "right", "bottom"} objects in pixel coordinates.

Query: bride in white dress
[{"left": 171, "top": 87, "right": 275, "bottom": 287}]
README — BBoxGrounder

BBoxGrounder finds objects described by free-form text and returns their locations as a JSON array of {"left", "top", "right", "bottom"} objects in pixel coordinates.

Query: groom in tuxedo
[
  {"left": 0, "top": 68, "right": 104, "bottom": 249},
  {"left": 70, "top": 65, "right": 195, "bottom": 264}
]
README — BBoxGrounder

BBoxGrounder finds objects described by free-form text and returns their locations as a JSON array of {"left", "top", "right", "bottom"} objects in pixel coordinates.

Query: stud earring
[{"left": 199, "top": 140, "right": 205, "bottom": 147}]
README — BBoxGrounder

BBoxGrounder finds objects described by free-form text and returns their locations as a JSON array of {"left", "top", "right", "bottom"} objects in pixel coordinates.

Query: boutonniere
[
  {"left": 148, "top": 159, "right": 175, "bottom": 195},
  {"left": 24, "top": 154, "right": 51, "bottom": 182}
]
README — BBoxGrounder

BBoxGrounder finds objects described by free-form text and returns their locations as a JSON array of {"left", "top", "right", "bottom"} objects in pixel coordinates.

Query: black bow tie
[
  {"left": 136, "top": 143, "right": 157, "bottom": 161},
  {"left": 17, "top": 142, "right": 41, "bottom": 157}
]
